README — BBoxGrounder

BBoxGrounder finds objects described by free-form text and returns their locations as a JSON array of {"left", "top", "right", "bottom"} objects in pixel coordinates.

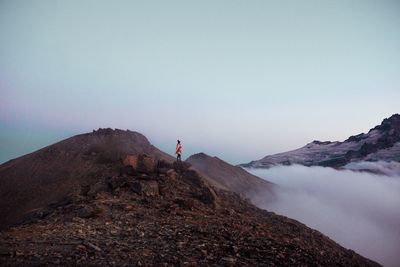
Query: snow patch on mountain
[{"left": 243, "top": 114, "right": 400, "bottom": 169}]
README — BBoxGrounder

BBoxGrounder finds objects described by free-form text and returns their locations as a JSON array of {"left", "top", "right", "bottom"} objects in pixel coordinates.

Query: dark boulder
[{"left": 130, "top": 180, "right": 159, "bottom": 197}]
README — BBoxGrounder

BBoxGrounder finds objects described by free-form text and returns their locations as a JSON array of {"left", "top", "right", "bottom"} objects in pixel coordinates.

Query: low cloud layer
[
  {"left": 247, "top": 163, "right": 400, "bottom": 267},
  {"left": 344, "top": 160, "right": 400, "bottom": 177}
]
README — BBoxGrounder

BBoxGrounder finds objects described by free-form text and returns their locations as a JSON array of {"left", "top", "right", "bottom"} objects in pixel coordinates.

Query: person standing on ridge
[{"left": 176, "top": 140, "right": 182, "bottom": 161}]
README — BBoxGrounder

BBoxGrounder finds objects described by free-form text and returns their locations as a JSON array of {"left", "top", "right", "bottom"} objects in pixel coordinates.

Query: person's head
[{"left": 177, "top": 140, "right": 180, "bottom": 144}]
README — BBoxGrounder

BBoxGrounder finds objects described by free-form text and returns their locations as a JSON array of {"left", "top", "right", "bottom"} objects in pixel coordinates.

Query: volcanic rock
[
  {"left": 130, "top": 180, "right": 159, "bottom": 197},
  {"left": 0, "top": 128, "right": 173, "bottom": 229},
  {"left": 123, "top": 154, "right": 157, "bottom": 174},
  {"left": 0, "top": 155, "right": 380, "bottom": 266}
]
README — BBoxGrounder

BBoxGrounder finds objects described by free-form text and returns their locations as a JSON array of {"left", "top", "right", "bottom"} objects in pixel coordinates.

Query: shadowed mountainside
[
  {"left": 0, "top": 128, "right": 173, "bottom": 229},
  {"left": 187, "top": 153, "right": 275, "bottom": 203}
]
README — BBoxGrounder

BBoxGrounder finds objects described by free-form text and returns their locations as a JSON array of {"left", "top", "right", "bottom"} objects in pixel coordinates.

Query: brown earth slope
[
  {"left": 0, "top": 128, "right": 173, "bottom": 229},
  {"left": 187, "top": 153, "right": 275, "bottom": 203},
  {"left": 0, "top": 157, "right": 380, "bottom": 266}
]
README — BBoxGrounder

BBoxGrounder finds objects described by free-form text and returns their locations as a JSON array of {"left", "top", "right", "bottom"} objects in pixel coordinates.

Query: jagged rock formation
[
  {"left": 242, "top": 114, "right": 400, "bottom": 168},
  {"left": 187, "top": 153, "right": 275, "bottom": 203},
  {"left": 0, "top": 154, "right": 380, "bottom": 266}
]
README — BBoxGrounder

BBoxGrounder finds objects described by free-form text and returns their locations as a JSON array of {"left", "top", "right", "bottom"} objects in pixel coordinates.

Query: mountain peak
[
  {"left": 243, "top": 114, "right": 400, "bottom": 169},
  {"left": 374, "top": 113, "right": 400, "bottom": 132},
  {"left": 386, "top": 113, "right": 400, "bottom": 121},
  {"left": 90, "top": 128, "right": 146, "bottom": 138},
  {"left": 187, "top": 152, "right": 210, "bottom": 159},
  {"left": 187, "top": 152, "right": 274, "bottom": 199},
  {"left": 0, "top": 128, "right": 173, "bottom": 229}
]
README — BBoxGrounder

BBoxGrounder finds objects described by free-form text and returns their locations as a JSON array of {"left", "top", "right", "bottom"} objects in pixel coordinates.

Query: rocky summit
[
  {"left": 0, "top": 129, "right": 380, "bottom": 266},
  {"left": 242, "top": 114, "right": 400, "bottom": 169},
  {"left": 0, "top": 128, "right": 173, "bottom": 229}
]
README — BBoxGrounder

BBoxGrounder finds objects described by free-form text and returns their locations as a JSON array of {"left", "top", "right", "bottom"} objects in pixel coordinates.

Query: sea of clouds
[{"left": 247, "top": 162, "right": 400, "bottom": 267}]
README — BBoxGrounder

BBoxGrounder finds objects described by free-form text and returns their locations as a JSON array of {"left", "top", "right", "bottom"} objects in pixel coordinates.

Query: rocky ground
[{"left": 0, "top": 156, "right": 380, "bottom": 266}]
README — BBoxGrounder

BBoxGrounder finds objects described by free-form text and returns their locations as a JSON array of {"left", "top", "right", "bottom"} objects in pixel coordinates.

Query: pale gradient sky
[{"left": 1, "top": 0, "right": 399, "bottom": 164}]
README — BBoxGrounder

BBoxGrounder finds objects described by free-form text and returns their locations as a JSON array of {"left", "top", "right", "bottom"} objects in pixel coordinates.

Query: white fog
[{"left": 248, "top": 163, "right": 400, "bottom": 267}]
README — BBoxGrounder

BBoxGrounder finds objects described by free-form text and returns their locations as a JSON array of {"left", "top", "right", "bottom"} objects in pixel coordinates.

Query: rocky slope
[
  {"left": 242, "top": 114, "right": 400, "bottom": 168},
  {"left": 0, "top": 155, "right": 380, "bottom": 266},
  {"left": 187, "top": 153, "right": 275, "bottom": 203},
  {"left": 0, "top": 128, "right": 174, "bottom": 229}
]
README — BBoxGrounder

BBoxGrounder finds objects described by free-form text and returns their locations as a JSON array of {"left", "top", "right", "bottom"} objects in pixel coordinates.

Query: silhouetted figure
[{"left": 176, "top": 140, "right": 182, "bottom": 161}]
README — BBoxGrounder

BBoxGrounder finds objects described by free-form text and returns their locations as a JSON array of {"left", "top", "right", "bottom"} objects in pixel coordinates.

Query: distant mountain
[
  {"left": 186, "top": 153, "right": 275, "bottom": 202},
  {"left": 242, "top": 114, "right": 400, "bottom": 168}
]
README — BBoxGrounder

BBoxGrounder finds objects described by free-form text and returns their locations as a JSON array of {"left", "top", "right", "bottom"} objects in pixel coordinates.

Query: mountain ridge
[
  {"left": 0, "top": 149, "right": 380, "bottom": 266},
  {"left": 0, "top": 128, "right": 382, "bottom": 265},
  {"left": 186, "top": 153, "right": 275, "bottom": 204},
  {"left": 242, "top": 114, "right": 400, "bottom": 169}
]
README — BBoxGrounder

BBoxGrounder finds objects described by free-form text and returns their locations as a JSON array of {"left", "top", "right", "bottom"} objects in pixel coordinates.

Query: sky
[{"left": 1, "top": 0, "right": 400, "bottom": 164}]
